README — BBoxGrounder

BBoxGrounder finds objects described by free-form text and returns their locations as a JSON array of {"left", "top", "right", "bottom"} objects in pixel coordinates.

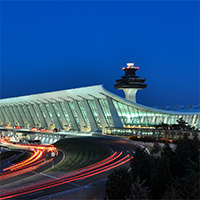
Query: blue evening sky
[{"left": 1, "top": 1, "right": 199, "bottom": 107}]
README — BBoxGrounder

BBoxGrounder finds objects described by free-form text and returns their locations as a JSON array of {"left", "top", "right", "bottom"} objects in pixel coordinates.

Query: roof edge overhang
[
  {"left": 0, "top": 85, "right": 199, "bottom": 116},
  {"left": 100, "top": 86, "right": 200, "bottom": 116}
]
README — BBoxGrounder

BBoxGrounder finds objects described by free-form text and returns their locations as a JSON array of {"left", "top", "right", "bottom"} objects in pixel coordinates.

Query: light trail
[
  {"left": 0, "top": 151, "right": 132, "bottom": 199},
  {"left": 0, "top": 138, "right": 57, "bottom": 181}
]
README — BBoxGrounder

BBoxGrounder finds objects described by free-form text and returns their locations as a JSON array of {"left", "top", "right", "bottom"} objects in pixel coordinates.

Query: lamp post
[{"left": 51, "top": 151, "right": 55, "bottom": 168}]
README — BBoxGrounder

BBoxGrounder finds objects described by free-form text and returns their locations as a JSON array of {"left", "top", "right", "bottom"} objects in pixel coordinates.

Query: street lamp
[{"left": 51, "top": 151, "right": 56, "bottom": 168}]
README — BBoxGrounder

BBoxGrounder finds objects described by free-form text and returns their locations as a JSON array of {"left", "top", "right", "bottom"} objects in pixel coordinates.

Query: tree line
[{"left": 105, "top": 134, "right": 199, "bottom": 199}]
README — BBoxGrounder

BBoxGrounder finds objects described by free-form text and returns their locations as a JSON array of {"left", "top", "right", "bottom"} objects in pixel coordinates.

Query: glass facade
[
  {"left": 88, "top": 100, "right": 101, "bottom": 129},
  {"left": 77, "top": 101, "right": 90, "bottom": 126},
  {"left": 39, "top": 104, "right": 46, "bottom": 119},
  {"left": 59, "top": 102, "right": 70, "bottom": 124},
  {"left": 52, "top": 103, "right": 63, "bottom": 127},
  {"left": 0, "top": 87, "right": 199, "bottom": 133},
  {"left": 45, "top": 103, "right": 54, "bottom": 124},
  {"left": 99, "top": 99, "right": 114, "bottom": 127},
  {"left": 32, "top": 104, "right": 40, "bottom": 122},
  {"left": 68, "top": 101, "right": 80, "bottom": 127}
]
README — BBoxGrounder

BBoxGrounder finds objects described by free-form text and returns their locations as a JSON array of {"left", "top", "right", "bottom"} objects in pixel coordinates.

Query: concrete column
[
  {"left": 55, "top": 102, "right": 68, "bottom": 127},
  {"left": 23, "top": 105, "right": 35, "bottom": 127},
  {"left": 94, "top": 98, "right": 109, "bottom": 129},
  {"left": 73, "top": 100, "right": 86, "bottom": 130},
  {"left": 0, "top": 107, "right": 6, "bottom": 125},
  {"left": 41, "top": 103, "right": 53, "bottom": 127},
  {"left": 192, "top": 115, "right": 197, "bottom": 127},
  {"left": 34, "top": 104, "right": 47, "bottom": 128},
  {"left": 28, "top": 104, "right": 40, "bottom": 125},
  {"left": 2, "top": 106, "right": 14, "bottom": 126},
  {"left": 48, "top": 103, "right": 62, "bottom": 129},
  {"left": 141, "top": 116, "right": 145, "bottom": 123},
  {"left": 9, "top": 106, "right": 18, "bottom": 125},
  {"left": 106, "top": 97, "right": 123, "bottom": 128},
  {"left": 12, "top": 105, "right": 24, "bottom": 126},
  {"left": 63, "top": 101, "right": 79, "bottom": 131},
  {"left": 1, "top": 107, "right": 9, "bottom": 124},
  {"left": 83, "top": 99, "right": 98, "bottom": 132},
  {"left": 152, "top": 115, "right": 156, "bottom": 124},
  {"left": 7, "top": 105, "right": 18, "bottom": 125},
  {"left": 18, "top": 105, "right": 29, "bottom": 126},
  {"left": 164, "top": 115, "right": 169, "bottom": 124}
]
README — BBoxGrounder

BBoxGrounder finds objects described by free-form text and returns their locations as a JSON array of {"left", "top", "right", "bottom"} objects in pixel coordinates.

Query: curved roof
[{"left": 0, "top": 85, "right": 199, "bottom": 116}]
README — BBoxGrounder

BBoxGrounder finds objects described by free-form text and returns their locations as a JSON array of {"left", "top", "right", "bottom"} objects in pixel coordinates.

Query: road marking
[
  {"left": 70, "top": 182, "right": 80, "bottom": 186},
  {"left": 28, "top": 190, "right": 43, "bottom": 196},
  {"left": 39, "top": 172, "right": 60, "bottom": 180},
  {"left": 76, "top": 178, "right": 85, "bottom": 182}
]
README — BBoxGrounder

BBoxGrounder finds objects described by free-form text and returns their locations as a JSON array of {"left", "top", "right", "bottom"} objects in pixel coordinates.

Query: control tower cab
[{"left": 114, "top": 63, "right": 147, "bottom": 103}]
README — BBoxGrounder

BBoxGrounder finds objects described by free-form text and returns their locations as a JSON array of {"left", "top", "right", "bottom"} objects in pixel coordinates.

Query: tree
[
  {"left": 161, "top": 142, "right": 175, "bottom": 174},
  {"left": 106, "top": 167, "right": 131, "bottom": 200},
  {"left": 172, "top": 136, "right": 199, "bottom": 177},
  {"left": 171, "top": 117, "right": 194, "bottom": 130},
  {"left": 151, "top": 156, "right": 171, "bottom": 199},
  {"left": 130, "top": 147, "right": 155, "bottom": 187},
  {"left": 126, "top": 176, "right": 150, "bottom": 200},
  {"left": 151, "top": 141, "right": 161, "bottom": 155},
  {"left": 161, "top": 185, "right": 182, "bottom": 200},
  {"left": 166, "top": 172, "right": 200, "bottom": 199}
]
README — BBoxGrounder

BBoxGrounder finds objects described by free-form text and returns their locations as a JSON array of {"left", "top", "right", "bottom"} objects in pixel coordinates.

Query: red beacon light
[
  {"left": 136, "top": 67, "right": 139, "bottom": 69},
  {"left": 122, "top": 67, "right": 125, "bottom": 70},
  {"left": 31, "top": 127, "right": 38, "bottom": 132},
  {"left": 40, "top": 128, "right": 45, "bottom": 132}
]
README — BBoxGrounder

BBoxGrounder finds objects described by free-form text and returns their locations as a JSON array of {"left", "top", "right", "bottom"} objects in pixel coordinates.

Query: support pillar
[
  {"left": 4, "top": 106, "right": 14, "bottom": 126},
  {"left": 29, "top": 104, "right": 40, "bottom": 126},
  {"left": 106, "top": 97, "right": 123, "bottom": 128},
  {"left": 73, "top": 100, "right": 86, "bottom": 130},
  {"left": 23, "top": 105, "right": 35, "bottom": 127},
  {"left": 48, "top": 103, "right": 62, "bottom": 129},
  {"left": 34, "top": 104, "right": 47, "bottom": 128},
  {"left": 83, "top": 99, "right": 98, "bottom": 132},
  {"left": 13, "top": 105, "right": 24, "bottom": 127},
  {"left": 41, "top": 103, "right": 53, "bottom": 127},
  {"left": 0, "top": 107, "right": 6, "bottom": 125},
  {"left": 55, "top": 102, "right": 68, "bottom": 127},
  {"left": 18, "top": 105, "right": 29, "bottom": 126},
  {"left": 63, "top": 101, "right": 79, "bottom": 131},
  {"left": 94, "top": 98, "right": 109, "bottom": 129},
  {"left": 8, "top": 106, "right": 18, "bottom": 125}
]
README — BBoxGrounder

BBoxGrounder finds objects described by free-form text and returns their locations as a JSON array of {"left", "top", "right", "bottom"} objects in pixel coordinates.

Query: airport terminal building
[{"left": 0, "top": 64, "right": 199, "bottom": 134}]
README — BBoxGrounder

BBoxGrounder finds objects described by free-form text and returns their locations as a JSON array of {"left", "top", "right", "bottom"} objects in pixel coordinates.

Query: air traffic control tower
[{"left": 114, "top": 63, "right": 147, "bottom": 103}]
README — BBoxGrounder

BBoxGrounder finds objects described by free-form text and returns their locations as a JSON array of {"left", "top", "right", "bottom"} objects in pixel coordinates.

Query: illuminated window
[
  {"left": 99, "top": 99, "right": 114, "bottom": 126},
  {"left": 59, "top": 102, "right": 70, "bottom": 124},
  {"left": 88, "top": 100, "right": 101, "bottom": 128},
  {"left": 77, "top": 101, "right": 89, "bottom": 125},
  {"left": 68, "top": 101, "right": 80, "bottom": 126}
]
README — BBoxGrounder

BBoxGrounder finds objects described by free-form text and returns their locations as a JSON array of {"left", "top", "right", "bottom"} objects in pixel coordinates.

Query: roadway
[
  {"left": 0, "top": 136, "right": 138, "bottom": 200},
  {"left": 0, "top": 149, "right": 64, "bottom": 186}
]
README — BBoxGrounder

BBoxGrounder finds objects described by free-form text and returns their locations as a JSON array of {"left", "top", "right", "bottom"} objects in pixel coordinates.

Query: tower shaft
[{"left": 114, "top": 63, "right": 147, "bottom": 102}]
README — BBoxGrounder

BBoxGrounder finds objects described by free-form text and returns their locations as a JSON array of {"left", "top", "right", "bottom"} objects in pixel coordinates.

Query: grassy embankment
[
  {"left": 47, "top": 138, "right": 111, "bottom": 172},
  {"left": 12, "top": 151, "right": 33, "bottom": 163}
]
